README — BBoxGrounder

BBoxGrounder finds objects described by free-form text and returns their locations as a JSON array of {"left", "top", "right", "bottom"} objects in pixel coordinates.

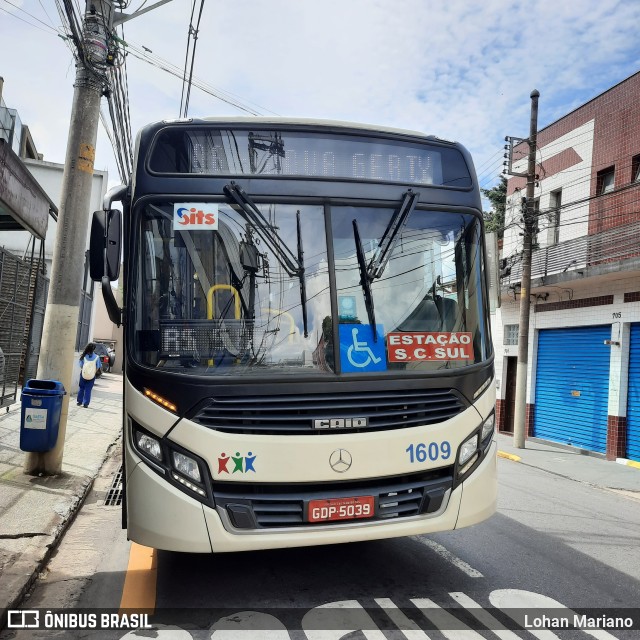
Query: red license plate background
[{"left": 308, "top": 496, "right": 375, "bottom": 523}]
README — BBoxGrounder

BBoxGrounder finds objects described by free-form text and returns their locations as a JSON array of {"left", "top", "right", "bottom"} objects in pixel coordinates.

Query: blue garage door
[
  {"left": 534, "top": 326, "right": 611, "bottom": 453},
  {"left": 627, "top": 324, "right": 640, "bottom": 462}
]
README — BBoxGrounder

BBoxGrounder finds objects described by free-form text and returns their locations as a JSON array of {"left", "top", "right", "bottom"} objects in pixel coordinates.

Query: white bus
[{"left": 90, "top": 118, "right": 497, "bottom": 552}]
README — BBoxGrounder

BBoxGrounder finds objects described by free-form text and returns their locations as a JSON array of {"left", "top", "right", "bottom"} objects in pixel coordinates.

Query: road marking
[
  {"left": 301, "top": 601, "right": 386, "bottom": 640},
  {"left": 449, "top": 592, "right": 521, "bottom": 640},
  {"left": 411, "top": 537, "right": 484, "bottom": 578},
  {"left": 411, "top": 598, "right": 484, "bottom": 639},
  {"left": 210, "top": 612, "right": 290, "bottom": 639},
  {"left": 489, "top": 589, "right": 620, "bottom": 640},
  {"left": 119, "top": 542, "right": 157, "bottom": 613},
  {"left": 374, "top": 598, "right": 431, "bottom": 639},
  {"left": 497, "top": 451, "right": 521, "bottom": 462}
]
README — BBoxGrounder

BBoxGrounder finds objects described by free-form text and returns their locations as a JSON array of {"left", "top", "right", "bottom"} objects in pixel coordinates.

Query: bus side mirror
[{"left": 90, "top": 209, "right": 122, "bottom": 281}]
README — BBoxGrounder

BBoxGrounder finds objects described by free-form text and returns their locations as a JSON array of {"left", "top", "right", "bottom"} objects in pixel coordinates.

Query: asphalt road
[{"left": 3, "top": 448, "right": 639, "bottom": 639}]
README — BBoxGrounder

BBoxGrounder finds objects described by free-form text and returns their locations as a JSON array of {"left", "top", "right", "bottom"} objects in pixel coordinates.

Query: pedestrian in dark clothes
[{"left": 77, "top": 343, "right": 102, "bottom": 408}]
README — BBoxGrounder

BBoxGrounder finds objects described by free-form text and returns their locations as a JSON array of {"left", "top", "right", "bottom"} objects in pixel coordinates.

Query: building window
[
  {"left": 504, "top": 324, "right": 519, "bottom": 345},
  {"left": 547, "top": 189, "right": 561, "bottom": 245},
  {"left": 632, "top": 155, "right": 640, "bottom": 183},
  {"left": 596, "top": 167, "right": 615, "bottom": 194}
]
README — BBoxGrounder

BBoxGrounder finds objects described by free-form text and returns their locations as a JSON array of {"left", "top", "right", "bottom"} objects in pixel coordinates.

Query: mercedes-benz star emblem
[{"left": 329, "top": 449, "right": 352, "bottom": 473}]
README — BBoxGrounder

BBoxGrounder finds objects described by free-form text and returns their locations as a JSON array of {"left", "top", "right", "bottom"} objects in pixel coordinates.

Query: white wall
[
  {"left": 21, "top": 159, "right": 108, "bottom": 271},
  {"left": 502, "top": 120, "right": 595, "bottom": 264}
]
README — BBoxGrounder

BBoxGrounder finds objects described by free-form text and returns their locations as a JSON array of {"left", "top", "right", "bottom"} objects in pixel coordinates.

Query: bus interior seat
[
  {"left": 439, "top": 296, "right": 458, "bottom": 332},
  {"left": 396, "top": 295, "right": 459, "bottom": 332}
]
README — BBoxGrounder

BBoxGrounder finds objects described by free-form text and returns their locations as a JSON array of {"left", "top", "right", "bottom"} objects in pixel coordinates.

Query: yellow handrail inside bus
[
  {"left": 262, "top": 308, "right": 296, "bottom": 343},
  {"left": 207, "top": 285, "right": 241, "bottom": 320},
  {"left": 207, "top": 285, "right": 242, "bottom": 366}
]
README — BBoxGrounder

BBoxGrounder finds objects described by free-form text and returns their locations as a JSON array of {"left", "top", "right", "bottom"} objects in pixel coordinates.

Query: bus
[{"left": 90, "top": 117, "right": 497, "bottom": 553}]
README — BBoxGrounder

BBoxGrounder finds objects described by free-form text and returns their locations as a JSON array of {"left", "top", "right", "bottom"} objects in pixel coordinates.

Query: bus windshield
[{"left": 132, "top": 200, "right": 488, "bottom": 376}]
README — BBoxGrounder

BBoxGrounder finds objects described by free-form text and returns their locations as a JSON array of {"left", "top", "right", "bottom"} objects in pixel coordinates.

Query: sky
[{"left": 1, "top": 0, "right": 640, "bottom": 201}]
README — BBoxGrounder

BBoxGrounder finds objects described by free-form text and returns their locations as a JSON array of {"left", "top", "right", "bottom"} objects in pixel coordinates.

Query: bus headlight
[
  {"left": 172, "top": 451, "right": 202, "bottom": 483},
  {"left": 456, "top": 432, "right": 481, "bottom": 482},
  {"left": 135, "top": 431, "right": 163, "bottom": 462},
  {"left": 481, "top": 412, "right": 495, "bottom": 446},
  {"left": 458, "top": 433, "right": 479, "bottom": 466},
  {"left": 455, "top": 412, "right": 496, "bottom": 485},
  {"left": 130, "top": 420, "right": 214, "bottom": 507}
]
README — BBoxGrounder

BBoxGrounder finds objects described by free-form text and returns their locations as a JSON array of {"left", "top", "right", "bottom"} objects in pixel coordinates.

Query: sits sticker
[
  {"left": 173, "top": 203, "right": 218, "bottom": 230},
  {"left": 387, "top": 332, "right": 474, "bottom": 362}
]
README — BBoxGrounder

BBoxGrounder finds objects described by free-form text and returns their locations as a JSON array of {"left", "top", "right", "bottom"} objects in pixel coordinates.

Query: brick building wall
[
  {"left": 502, "top": 120, "right": 594, "bottom": 261},
  {"left": 506, "top": 70, "right": 640, "bottom": 236}
]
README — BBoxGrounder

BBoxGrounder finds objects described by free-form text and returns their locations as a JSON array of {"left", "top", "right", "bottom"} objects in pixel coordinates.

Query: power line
[
  {"left": 2, "top": 2, "right": 274, "bottom": 119},
  {"left": 508, "top": 156, "right": 640, "bottom": 219},
  {"left": 124, "top": 42, "right": 268, "bottom": 115},
  {"left": 484, "top": 171, "right": 640, "bottom": 243},
  {"left": 181, "top": 0, "right": 205, "bottom": 118},
  {"left": 1, "top": 0, "right": 60, "bottom": 32},
  {"left": 37, "top": 0, "right": 58, "bottom": 30},
  {"left": 179, "top": 0, "right": 198, "bottom": 118},
  {"left": 60, "top": 0, "right": 84, "bottom": 58}
]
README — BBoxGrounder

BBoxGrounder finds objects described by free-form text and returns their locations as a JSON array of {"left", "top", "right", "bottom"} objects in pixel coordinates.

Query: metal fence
[
  {"left": 75, "top": 252, "right": 94, "bottom": 351},
  {"left": 0, "top": 247, "right": 36, "bottom": 408},
  {"left": 0, "top": 246, "right": 95, "bottom": 408},
  {"left": 24, "top": 270, "right": 49, "bottom": 382},
  {"left": 502, "top": 220, "right": 640, "bottom": 286}
]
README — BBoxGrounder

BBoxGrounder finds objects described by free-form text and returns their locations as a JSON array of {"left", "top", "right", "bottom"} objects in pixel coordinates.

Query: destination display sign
[
  {"left": 149, "top": 127, "right": 472, "bottom": 187},
  {"left": 387, "top": 332, "right": 474, "bottom": 362}
]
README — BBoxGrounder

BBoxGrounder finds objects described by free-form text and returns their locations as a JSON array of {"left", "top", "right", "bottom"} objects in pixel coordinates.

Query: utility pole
[
  {"left": 25, "top": 0, "right": 111, "bottom": 475},
  {"left": 512, "top": 90, "right": 540, "bottom": 449},
  {"left": 25, "top": 0, "right": 173, "bottom": 475}
]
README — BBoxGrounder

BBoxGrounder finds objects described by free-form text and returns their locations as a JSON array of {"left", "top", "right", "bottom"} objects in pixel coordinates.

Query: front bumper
[{"left": 125, "top": 440, "right": 497, "bottom": 552}]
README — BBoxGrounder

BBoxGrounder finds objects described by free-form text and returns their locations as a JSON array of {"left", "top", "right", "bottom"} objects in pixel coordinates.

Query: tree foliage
[{"left": 482, "top": 175, "right": 507, "bottom": 238}]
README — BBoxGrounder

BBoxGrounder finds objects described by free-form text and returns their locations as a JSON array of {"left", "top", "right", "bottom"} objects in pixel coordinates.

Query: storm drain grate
[{"left": 104, "top": 465, "right": 123, "bottom": 506}]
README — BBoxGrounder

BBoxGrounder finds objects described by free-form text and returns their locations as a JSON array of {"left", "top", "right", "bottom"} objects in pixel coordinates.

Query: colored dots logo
[{"left": 217, "top": 452, "right": 256, "bottom": 474}]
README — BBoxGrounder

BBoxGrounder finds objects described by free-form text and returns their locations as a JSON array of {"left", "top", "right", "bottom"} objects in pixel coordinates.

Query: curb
[
  {"left": 497, "top": 451, "right": 521, "bottom": 462},
  {"left": 616, "top": 458, "right": 640, "bottom": 470},
  {"left": 0, "top": 437, "right": 121, "bottom": 632},
  {"left": 0, "top": 477, "right": 94, "bottom": 631}
]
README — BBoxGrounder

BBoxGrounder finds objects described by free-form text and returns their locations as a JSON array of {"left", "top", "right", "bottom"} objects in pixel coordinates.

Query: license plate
[{"left": 308, "top": 496, "right": 375, "bottom": 523}]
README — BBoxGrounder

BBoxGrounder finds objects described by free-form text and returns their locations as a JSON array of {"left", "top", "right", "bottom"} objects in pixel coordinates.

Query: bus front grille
[
  {"left": 191, "top": 388, "right": 465, "bottom": 434},
  {"left": 213, "top": 470, "right": 453, "bottom": 530}
]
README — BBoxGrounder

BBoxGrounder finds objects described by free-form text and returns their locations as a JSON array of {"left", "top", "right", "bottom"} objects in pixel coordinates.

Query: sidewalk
[
  {"left": 0, "top": 372, "right": 123, "bottom": 628},
  {"left": 496, "top": 432, "right": 640, "bottom": 494},
  {"left": 1, "top": 386, "right": 639, "bottom": 627}
]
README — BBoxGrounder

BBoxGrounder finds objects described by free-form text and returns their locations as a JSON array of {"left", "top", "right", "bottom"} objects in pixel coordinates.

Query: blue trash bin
[{"left": 20, "top": 379, "right": 66, "bottom": 452}]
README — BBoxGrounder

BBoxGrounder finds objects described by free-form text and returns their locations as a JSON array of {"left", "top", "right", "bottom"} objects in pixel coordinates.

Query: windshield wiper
[
  {"left": 352, "top": 219, "right": 377, "bottom": 340},
  {"left": 367, "top": 189, "right": 419, "bottom": 280},
  {"left": 350, "top": 190, "right": 419, "bottom": 342},
  {"left": 224, "top": 182, "right": 308, "bottom": 337},
  {"left": 296, "top": 210, "right": 308, "bottom": 338}
]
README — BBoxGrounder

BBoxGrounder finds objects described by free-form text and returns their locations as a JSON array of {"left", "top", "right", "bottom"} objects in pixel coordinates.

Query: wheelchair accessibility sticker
[{"left": 339, "top": 324, "right": 387, "bottom": 373}]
